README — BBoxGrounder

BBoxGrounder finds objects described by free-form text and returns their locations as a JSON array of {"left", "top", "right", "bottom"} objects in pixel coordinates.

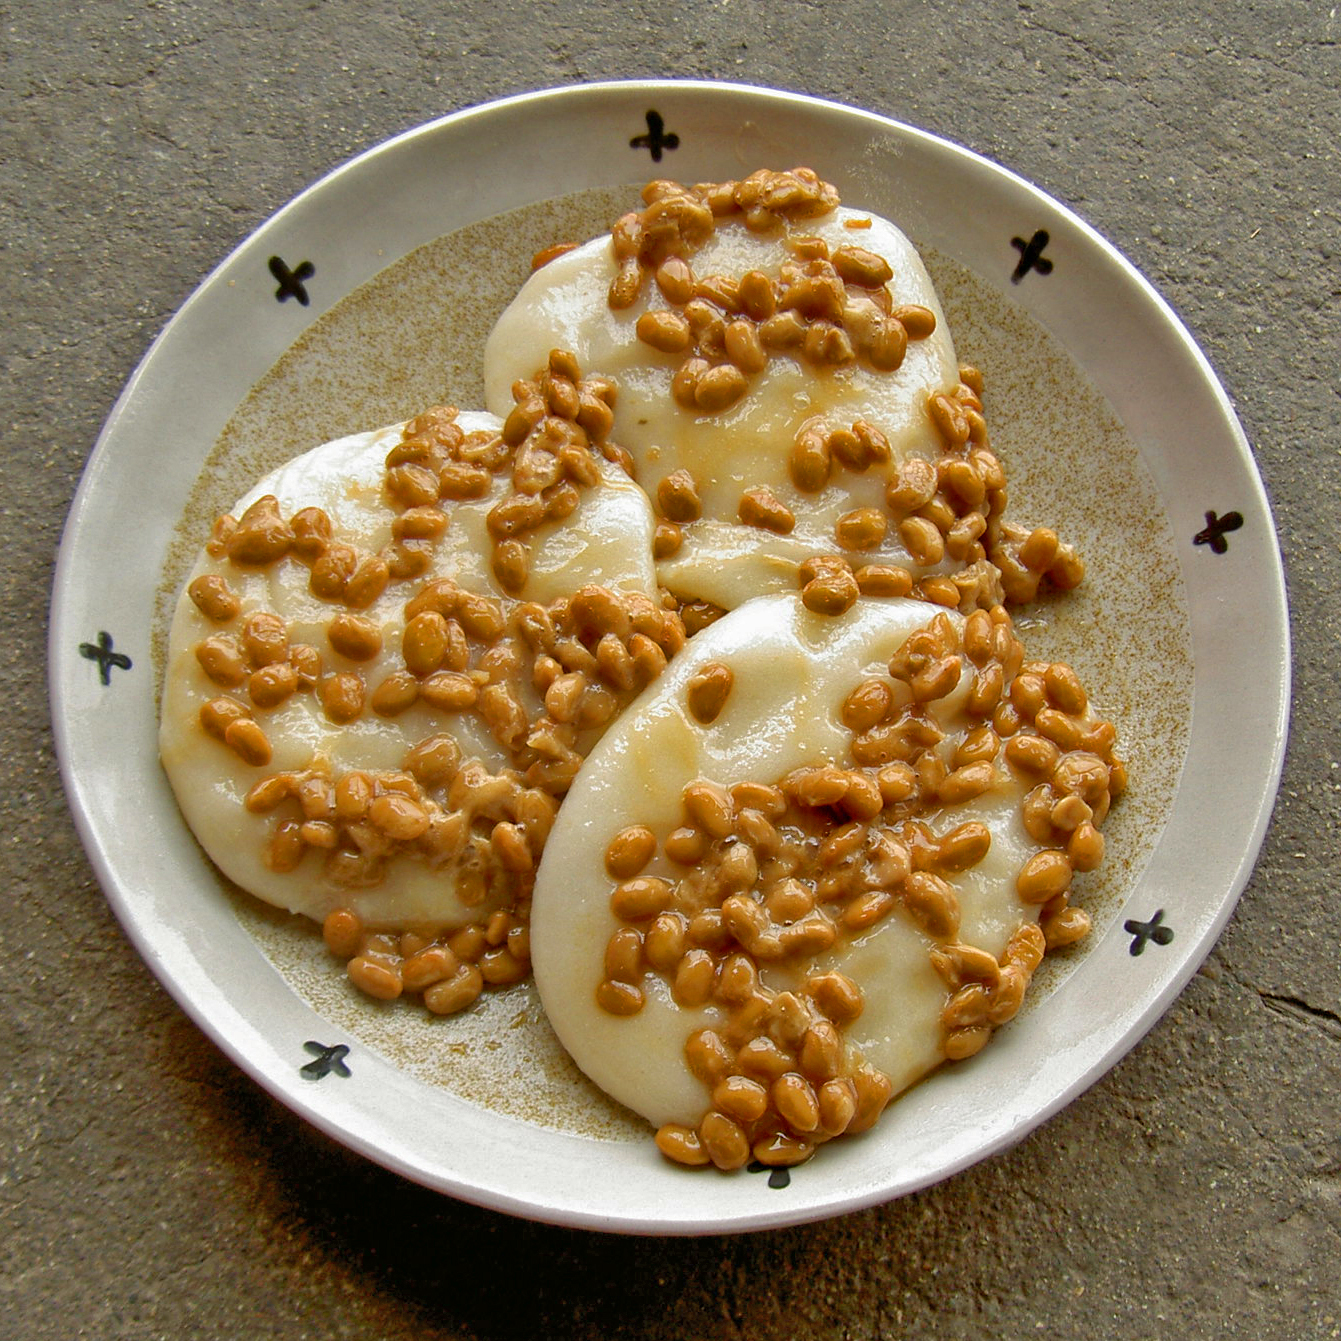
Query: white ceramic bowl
[{"left": 49, "top": 81, "right": 1288, "bottom": 1234}]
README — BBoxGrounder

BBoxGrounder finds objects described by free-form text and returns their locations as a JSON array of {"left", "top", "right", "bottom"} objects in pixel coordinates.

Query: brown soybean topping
[
  {"left": 614, "top": 171, "right": 957, "bottom": 413},
  {"left": 287, "top": 643, "right": 323, "bottom": 686},
  {"left": 656, "top": 1124, "right": 712, "bottom": 1166},
  {"left": 424, "top": 965, "right": 486, "bottom": 1015},
  {"left": 1016, "top": 849, "right": 1074, "bottom": 903},
  {"left": 637, "top": 309, "right": 692, "bottom": 353},
  {"left": 195, "top": 635, "right": 247, "bottom": 687},
  {"left": 831, "top": 244, "right": 893, "bottom": 287},
  {"left": 348, "top": 956, "right": 403, "bottom": 1000},
  {"left": 673, "top": 951, "right": 716, "bottom": 1007},
  {"left": 893, "top": 303, "right": 937, "bottom": 338},
  {"left": 854, "top": 564, "right": 914, "bottom": 598},
  {"left": 682, "top": 780, "right": 736, "bottom": 839},
  {"left": 687, "top": 662, "right": 735, "bottom": 725},
  {"left": 789, "top": 426, "right": 832, "bottom": 493},
  {"left": 724, "top": 320, "right": 767, "bottom": 374},
  {"left": 656, "top": 469, "right": 702, "bottom": 522},
  {"left": 188, "top": 574, "right": 241, "bottom": 623},
  {"left": 308, "top": 543, "right": 357, "bottom": 599},
  {"left": 1041, "top": 902, "right": 1092, "bottom": 949},
  {"left": 223, "top": 717, "right": 271, "bottom": 766},
  {"left": 244, "top": 773, "right": 291, "bottom": 813},
  {"left": 344, "top": 554, "right": 390, "bottom": 609},
  {"left": 241, "top": 611, "right": 289, "bottom": 666},
  {"left": 319, "top": 672, "right": 365, "bottom": 723},
  {"left": 605, "top": 825, "right": 657, "bottom": 879},
  {"left": 327, "top": 613, "right": 382, "bottom": 661},
  {"left": 248, "top": 661, "right": 299, "bottom": 709},
  {"left": 801, "top": 564, "right": 859, "bottom": 617},
  {"left": 402, "top": 610, "right": 450, "bottom": 677},
  {"left": 899, "top": 516, "right": 946, "bottom": 567},
  {"left": 300, "top": 820, "right": 338, "bottom": 848},
  {"left": 322, "top": 907, "right": 363, "bottom": 958},
  {"left": 886, "top": 458, "right": 937, "bottom": 514},
  {"left": 653, "top": 521, "right": 683, "bottom": 559},
  {"left": 370, "top": 672, "right": 419, "bottom": 716},
  {"left": 611, "top": 877, "right": 674, "bottom": 920},
  {"left": 699, "top": 1111, "right": 751, "bottom": 1170},
  {"left": 226, "top": 495, "right": 293, "bottom": 566},
  {"left": 1068, "top": 822, "right": 1105, "bottom": 871},
  {"left": 664, "top": 825, "right": 708, "bottom": 865},
  {"left": 217, "top": 362, "right": 681, "bottom": 1019},
  {"left": 694, "top": 364, "right": 749, "bottom": 413},
  {"left": 589, "top": 599, "right": 1119, "bottom": 1170},
  {"left": 655, "top": 256, "right": 696, "bottom": 304},
  {"left": 199, "top": 695, "right": 247, "bottom": 739},
  {"left": 403, "top": 734, "right": 460, "bottom": 787},
  {"left": 644, "top": 913, "right": 689, "bottom": 971},
  {"left": 265, "top": 818, "right": 305, "bottom": 872},
  {"left": 713, "top": 1074, "right": 770, "bottom": 1123},
  {"left": 835, "top": 507, "right": 888, "bottom": 551}
]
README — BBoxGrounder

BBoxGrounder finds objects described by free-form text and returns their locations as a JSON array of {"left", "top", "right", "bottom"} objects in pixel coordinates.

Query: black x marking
[
  {"left": 78, "top": 631, "right": 132, "bottom": 686},
  {"left": 300, "top": 1041, "right": 351, "bottom": 1080},
  {"left": 1123, "top": 909, "right": 1174, "bottom": 956},
  {"left": 269, "top": 255, "right": 315, "bottom": 305},
  {"left": 1010, "top": 229, "right": 1054, "bottom": 283},
  {"left": 630, "top": 109, "right": 680, "bottom": 163},
  {"left": 1193, "top": 510, "right": 1244, "bottom": 555},
  {"left": 748, "top": 1160, "right": 792, "bottom": 1189}
]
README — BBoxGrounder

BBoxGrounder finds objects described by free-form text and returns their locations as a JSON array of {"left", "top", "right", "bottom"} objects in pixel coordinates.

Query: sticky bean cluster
[
  {"left": 192, "top": 606, "right": 325, "bottom": 765},
  {"left": 613, "top": 172, "right": 937, "bottom": 416},
  {"left": 785, "top": 366, "right": 1082, "bottom": 617},
  {"left": 922, "top": 372, "right": 1085, "bottom": 600},
  {"left": 248, "top": 749, "right": 549, "bottom": 1014},
  {"left": 323, "top": 904, "right": 532, "bottom": 1014},
  {"left": 607, "top": 168, "right": 840, "bottom": 311},
  {"left": 596, "top": 604, "right": 1122, "bottom": 1165},
  {"left": 931, "top": 924, "right": 1048, "bottom": 1060},
  {"left": 225, "top": 576, "right": 686, "bottom": 1012},
  {"left": 656, "top": 993, "right": 896, "bottom": 1171},
  {"left": 243, "top": 749, "right": 555, "bottom": 895},
  {"left": 207, "top": 408, "right": 470, "bottom": 606},
  {"left": 797, "top": 551, "right": 1000, "bottom": 619},
  {"left": 514, "top": 584, "right": 686, "bottom": 794},
  {"left": 488, "top": 350, "right": 628, "bottom": 593},
  {"left": 599, "top": 778, "right": 913, "bottom": 1168},
  {"left": 603, "top": 762, "right": 1003, "bottom": 1170},
  {"left": 996, "top": 661, "right": 1125, "bottom": 953}
]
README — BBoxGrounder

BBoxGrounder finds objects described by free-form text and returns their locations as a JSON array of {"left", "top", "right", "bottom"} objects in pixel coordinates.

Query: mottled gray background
[{"left": 3, "top": 1, "right": 1338, "bottom": 1337}]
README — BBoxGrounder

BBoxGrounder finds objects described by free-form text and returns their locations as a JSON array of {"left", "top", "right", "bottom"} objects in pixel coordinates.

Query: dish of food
[{"left": 50, "top": 82, "right": 1288, "bottom": 1232}]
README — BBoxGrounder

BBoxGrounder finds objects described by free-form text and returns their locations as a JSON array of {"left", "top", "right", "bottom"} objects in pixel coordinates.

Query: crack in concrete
[{"left": 1258, "top": 991, "right": 1341, "bottom": 1040}]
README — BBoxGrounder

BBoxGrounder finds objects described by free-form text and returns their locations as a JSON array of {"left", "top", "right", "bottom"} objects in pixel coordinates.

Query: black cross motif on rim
[
  {"left": 1123, "top": 909, "right": 1174, "bottom": 956},
  {"left": 78, "top": 631, "right": 132, "bottom": 685},
  {"left": 630, "top": 110, "right": 680, "bottom": 163},
  {"left": 300, "top": 1041, "right": 351, "bottom": 1080},
  {"left": 748, "top": 1160, "right": 792, "bottom": 1189},
  {"left": 1193, "top": 509, "right": 1244, "bottom": 555},
  {"left": 1010, "top": 230, "right": 1054, "bottom": 283},
  {"left": 269, "top": 255, "right": 315, "bottom": 306}
]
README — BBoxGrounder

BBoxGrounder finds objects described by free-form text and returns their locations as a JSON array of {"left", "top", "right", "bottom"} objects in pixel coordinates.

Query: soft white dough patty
[
  {"left": 529, "top": 595, "right": 1044, "bottom": 1131},
  {"left": 483, "top": 206, "right": 962, "bottom": 610},
  {"left": 160, "top": 411, "right": 660, "bottom": 929}
]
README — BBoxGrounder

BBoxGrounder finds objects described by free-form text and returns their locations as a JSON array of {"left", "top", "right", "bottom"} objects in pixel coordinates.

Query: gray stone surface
[{"left": 3, "top": 0, "right": 1338, "bottom": 1336}]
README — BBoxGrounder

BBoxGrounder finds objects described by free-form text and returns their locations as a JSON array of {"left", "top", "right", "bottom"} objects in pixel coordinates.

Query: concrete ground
[{"left": 3, "top": 1, "right": 1338, "bottom": 1337}]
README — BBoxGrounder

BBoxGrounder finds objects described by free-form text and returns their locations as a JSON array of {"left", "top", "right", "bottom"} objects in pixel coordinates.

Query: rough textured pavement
[{"left": 3, "top": 2, "right": 1338, "bottom": 1337}]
